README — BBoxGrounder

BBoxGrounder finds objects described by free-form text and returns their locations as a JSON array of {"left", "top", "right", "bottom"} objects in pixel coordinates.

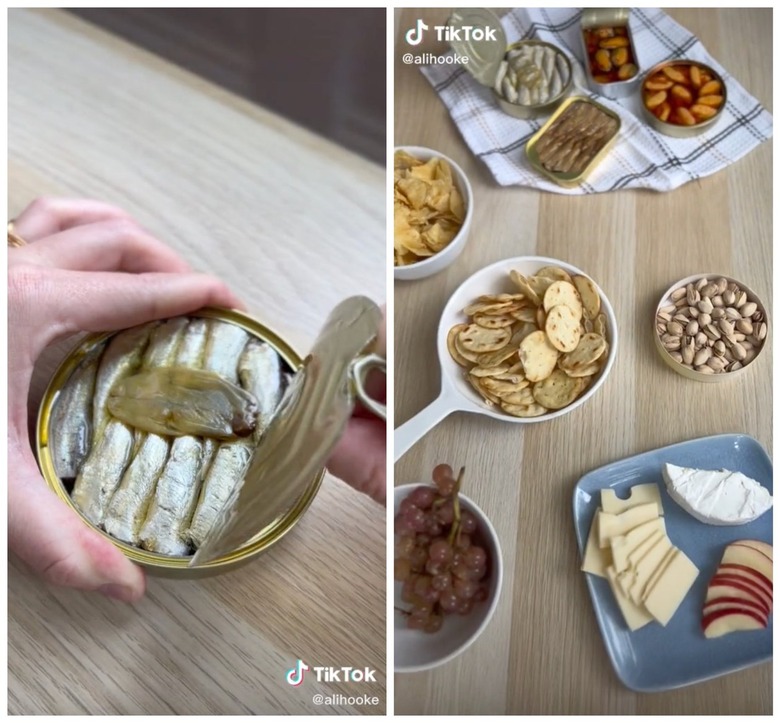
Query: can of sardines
[{"left": 36, "top": 299, "right": 384, "bottom": 578}]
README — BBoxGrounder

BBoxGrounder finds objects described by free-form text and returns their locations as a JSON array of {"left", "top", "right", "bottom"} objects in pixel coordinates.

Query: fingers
[
  {"left": 44, "top": 268, "right": 244, "bottom": 337},
  {"left": 15, "top": 218, "right": 192, "bottom": 274},
  {"left": 9, "top": 445, "right": 146, "bottom": 602},
  {"left": 12, "top": 197, "right": 132, "bottom": 242},
  {"left": 327, "top": 417, "right": 386, "bottom": 505}
]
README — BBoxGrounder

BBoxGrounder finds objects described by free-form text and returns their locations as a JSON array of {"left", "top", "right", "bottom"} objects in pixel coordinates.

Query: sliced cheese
[
  {"left": 606, "top": 565, "right": 653, "bottom": 631},
  {"left": 601, "top": 483, "right": 664, "bottom": 516},
  {"left": 642, "top": 545, "right": 678, "bottom": 600},
  {"left": 581, "top": 513, "right": 611, "bottom": 577},
  {"left": 622, "top": 535, "right": 674, "bottom": 604},
  {"left": 610, "top": 518, "right": 667, "bottom": 572},
  {"left": 597, "top": 503, "right": 659, "bottom": 548},
  {"left": 642, "top": 548, "right": 699, "bottom": 625}
]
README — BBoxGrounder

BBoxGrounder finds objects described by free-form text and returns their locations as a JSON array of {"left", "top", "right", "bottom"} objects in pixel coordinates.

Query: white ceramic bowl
[
  {"left": 393, "top": 146, "right": 474, "bottom": 281},
  {"left": 394, "top": 483, "right": 503, "bottom": 673},
  {"left": 437, "top": 256, "right": 618, "bottom": 424}
]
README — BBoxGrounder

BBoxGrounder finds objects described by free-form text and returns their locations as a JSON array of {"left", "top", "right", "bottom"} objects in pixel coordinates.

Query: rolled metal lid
[
  {"left": 191, "top": 296, "right": 384, "bottom": 565},
  {"left": 580, "top": 8, "right": 631, "bottom": 29},
  {"left": 447, "top": 8, "right": 507, "bottom": 86}
]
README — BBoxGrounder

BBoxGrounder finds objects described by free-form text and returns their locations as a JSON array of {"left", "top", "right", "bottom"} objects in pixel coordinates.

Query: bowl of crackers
[
  {"left": 394, "top": 146, "right": 473, "bottom": 281},
  {"left": 441, "top": 257, "right": 617, "bottom": 421}
]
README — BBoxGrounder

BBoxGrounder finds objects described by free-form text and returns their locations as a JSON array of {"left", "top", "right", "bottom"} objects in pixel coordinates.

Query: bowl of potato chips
[{"left": 394, "top": 147, "right": 473, "bottom": 281}]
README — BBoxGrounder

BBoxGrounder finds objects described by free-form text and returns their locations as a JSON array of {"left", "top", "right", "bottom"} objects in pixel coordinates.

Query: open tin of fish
[
  {"left": 579, "top": 8, "right": 641, "bottom": 99},
  {"left": 525, "top": 96, "right": 621, "bottom": 187},
  {"left": 36, "top": 297, "right": 385, "bottom": 578},
  {"left": 447, "top": 8, "right": 572, "bottom": 120}
]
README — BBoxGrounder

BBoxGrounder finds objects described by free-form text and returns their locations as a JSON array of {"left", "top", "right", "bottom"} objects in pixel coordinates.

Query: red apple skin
[
  {"left": 708, "top": 576, "right": 772, "bottom": 611},
  {"left": 703, "top": 597, "right": 768, "bottom": 620},
  {"left": 702, "top": 607, "right": 766, "bottom": 637},
  {"left": 717, "top": 564, "right": 773, "bottom": 597},
  {"left": 731, "top": 540, "right": 773, "bottom": 563},
  {"left": 723, "top": 544, "right": 773, "bottom": 583}
]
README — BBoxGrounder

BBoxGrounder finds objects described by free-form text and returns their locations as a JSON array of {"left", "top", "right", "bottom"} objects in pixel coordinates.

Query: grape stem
[
  {"left": 447, "top": 466, "right": 465, "bottom": 547},
  {"left": 394, "top": 606, "right": 411, "bottom": 616}
]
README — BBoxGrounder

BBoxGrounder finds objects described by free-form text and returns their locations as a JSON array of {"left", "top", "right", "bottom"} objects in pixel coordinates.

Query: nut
[
  {"left": 731, "top": 342, "right": 747, "bottom": 361},
  {"left": 707, "top": 356, "right": 726, "bottom": 372},
  {"left": 736, "top": 291, "right": 748, "bottom": 308},
  {"left": 713, "top": 340, "right": 726, "bottom": 357},
  {"left": 728, "top": 361, "right": 743, "bottom": 372},
  {"left": 663, "top": 336, "right": 681, "bottom": 351},
  {"left": 685, "top": 320, "right": 699, "bottom": 335},
  {"left": 756, "top": 322, "right": 767, "bottom": 341},
  {"left": 694, "top": 364, "right": 715, "bottom": 375},
  {"left": 688, "top": 306, "right": 700, "bottom": 318},
  {"left": 686, "top": 285, "right": 700, "bottom": 305},
  {"left": 739, "top": 302, "right": 757, "bottom": 318},
  {"left": 669, "top": 351, "right": 683, "bottom": 363},
  {"left": 673, "top": 313, "right": 690, "bottom": 325},
  {"left": 715, "top": 277, "right": 729, "bottom": 295},
  {"left": 722, "top": 290, "right": 736, "bottom": 306},
  {"left": 711, "top": 295, "right": 724, "bottom": 307},
  {"left": 670, "top": 287, "right": 687, "bottom": 301},
  {"left": 727, "top": 282, "right": 740, "bottom": 294},
  {"left": 698, "top": 298, "right": 713, "bottom": 314},
  {"left": 710, "top": 308, "right": 726, "bottom": 320},
  {"left": 718, "top": 319, "right": 734, "bottom": 336},
  {"left": 698, "top": 312, "right": 711, "bottom": 327},
  {"left": 682, "top": 337, "right": 695, "bottom": 365},
  {"left": 704, "top": 324, "right": 721, "bottom": 340},
  {"left": 693, "top": 347, "right": 711, "bottom": 366},
  {"left": 657, "top": 310, "right": 672, "bottom": 322},
  {"left": 735, "top": 318, "right": 753, "bottom": 334},
  {"left": 660, "top": 304, "right": 676, "bottom": 316},
  {"left": 696, "top": 277, "right": 709, "bottom": 291},
  {"left": 724, "top": 307, "right": 741, "bottom": 321},
  {"left": 695, "top": 331, "right": 708, "bottom": 348},
  {"left": 752, "top": 310, "right": 764, "bottom": 323},
  {"left": 700, "top": 282, "right": 718, "bottom": 298},
  {"left": 666, "top": 320, "right": 684, "bottom": 336}
]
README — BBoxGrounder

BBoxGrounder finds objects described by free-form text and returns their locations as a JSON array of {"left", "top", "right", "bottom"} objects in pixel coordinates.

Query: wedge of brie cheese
[{"left": 663, "top": 463, "right": 773, "bottom": 526}]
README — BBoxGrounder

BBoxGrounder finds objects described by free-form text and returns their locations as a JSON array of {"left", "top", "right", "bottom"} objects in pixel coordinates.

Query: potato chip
[
  {"left": 500, "top": 401, "right": 547, "bottom": 417},
  {"left": 519, "top": 330, "right": 559, "bottom": 382},
  {"left": 545, "top": 305, "right": 582, "bottom": 353},
  {"left": 532, "top": 369, "right": 586, "bottom": 409},
  {"left": 594, "top": 313, "right": 608, "bottom": 337},
  {"left": 469, "top": 364, "right": 512, "bottom": 378},
  {"left": 447, "top": 324, "right": 470, "bottom": 367},
  {"left": 526, "top": 274, "right": 556, "bottom": 298},
  {"left": 394, "top": 151, "right": 465, "bottom": 266},
  {"left": 560, "top": 332, "right": 607, "bottom": 370},
  {"left": 573, "top": 275, "right": 601, "bottom": 321},
  {"left": 475, "top": 345, "right": 519, "bottom": 368},
  {"left": 536, "top": 266, "right": 573, "bottom": 283},
  {"left": 510, "top": 306, "right": 537, "bottom": 323},
  {"left": 509, "top": 270, "right": 541, "bottom": 305},
  {"left": 501, "top": 388, "right": 535, "bottom": 406},
  {"left": 467, "top": 374, "right": 500, "bottom": 405},
  {"left": 474, "top": 313, "right": 515, "bottom": 329}
]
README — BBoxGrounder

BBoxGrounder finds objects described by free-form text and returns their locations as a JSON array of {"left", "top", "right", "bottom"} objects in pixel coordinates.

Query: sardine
[
  {"left": 175, "top": 317, "right": 209, "bottom": 367},
  {"left": 143, "top": 317, "right": 189, "bottom": 369},
  {"left": 93, "top": 323, "right": 157, "bottom": 440},
  {"left": 238, "top": 339, "right": 285, "bottom": 440},
  {"left": 203, "top": 320, "right": 250, "bottom": 382},
  {"left": 71, "top": 420, "right": 134, "bottom": 525},
  {"left": 140, "top": 436, "right": 205, "bottom": 556},
  {"left": 50, "top": 346, "right": 101, "bottom": 479},
  {"left": 107, "top": 368, "right": 258, "bottom": 439},
  {"left": 185, "top": 441, "right": 253, "bottom": 548},
  {"left": 103, "top": 433, "right": 170, "bottom": 544}
]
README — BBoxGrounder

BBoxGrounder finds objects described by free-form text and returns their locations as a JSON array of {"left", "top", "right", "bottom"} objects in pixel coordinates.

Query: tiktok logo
[
  {"left": 405, "top": 19, "right": 428, "bottom": 45},
  {"left": 286, "top": 659, "right": 309, "bottom": 687}
]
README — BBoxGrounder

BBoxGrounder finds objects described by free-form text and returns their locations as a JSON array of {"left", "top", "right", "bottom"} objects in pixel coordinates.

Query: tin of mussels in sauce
[
  {"left": 579, "top": 8, "right": 641, "bottom": 99},
  {"left": 36, "top": 298, "right": 385, "bottom": 578}
]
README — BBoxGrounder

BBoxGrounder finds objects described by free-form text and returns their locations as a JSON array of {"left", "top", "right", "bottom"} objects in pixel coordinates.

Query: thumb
[{"left": 9, "top": 447, "right": 145, "bottom": 602}]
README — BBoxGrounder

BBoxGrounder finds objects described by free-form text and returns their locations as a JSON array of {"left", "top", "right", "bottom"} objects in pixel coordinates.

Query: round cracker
[
  {"left": 560, "top": 332, "right": 607, "bottom": 370},
  {"left": 526, "top": 274, "right": 555, "bottom": 298},
  {"left": 594, "top": 313, "right": 608, "bottom": 337},
  {"left": 562, "top": 361, "right": 601, "bottom": 378},
  {"left": 545, "top": 305, "right": 582, "bottom": 353},
  {"left": 543, "top": 281, "right": 583, "bottom": 320},
  {"left": 447, "top": 324, "right": 470, "bottom": 367},
  {"left": 469, "top": 363, "right": 511, "bottom": 378},
  {"left": 509, "top": 270, "right": 541, "bottom": 306},
  {"left": 501, "top": 388, "right": 535, "bottom": 405},
  {"left": 459, "top": 323, "right": 511, "bottom": 353},
  {"left": 467, "top": 374, "right": 500, "bottom": 405},
  {"left": 475, "top": 345, "right": 518, "bottom": 368},
  {"left": 536, "top": 266, "right": 573, "bottom": 283},
  {"left": 510, "top": 306, "right": 537, "bottom": 323},
  {"left": 474, "top": 313, "right": 514, "bottom": 329},
  {"left": 573, "top": 275, "right": 601, "bottom": 321},
  {"left": 481, "top": 377, "right": 529, "bottom": 396},
  {"left": 532, "top": 369, "right": 586, "bottom": 409},
  {"left": 454, "top": 332, "right": 483, "bottom": 364},
  {"left": 518, "top": 330, "right": 559, "bottom": 382},
  {"left": 500, "top": 400, "right": 547, "bottom": 417}
]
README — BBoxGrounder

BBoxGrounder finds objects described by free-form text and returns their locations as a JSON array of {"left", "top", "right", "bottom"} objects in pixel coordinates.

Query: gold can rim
[{"left": 36, "top": 307, "right": 325, "bottom": 577}]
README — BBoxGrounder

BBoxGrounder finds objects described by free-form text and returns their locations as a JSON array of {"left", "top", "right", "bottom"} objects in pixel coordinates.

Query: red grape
[
  {"left": 439, "top": 590, "right": 459, "bottom": 613},
  {"left": 424, "top": 613, "right": 444, "bottom": 633},
  {"left": 455, "top": 533, "right": 472, "bottom": 551},
  {"left": 394, "top": 558, "right": 412, "bottom": 582},
  {"left": 409, "top": 486, "right": 436, "bottom": 509},
  {"left": 432, "top": 463, "right": 453, "bottom": 484},
  {"left": 428, "top": 539, "right": 453, "bottom": 565},
  {"left": 464, "top": 546, "right": 487, "bottom": 570},
  {"left": 454, "top": 578, "right": 477, "bottom": 600},
  {"left": 460, "top": 511, "right": 478, "bottom": 534},
  {"left": 396, "top": 535, "right": 415, "bottom": 559},
  {"left": 431, "top": 572, "right": 452, "bottom": 591}
]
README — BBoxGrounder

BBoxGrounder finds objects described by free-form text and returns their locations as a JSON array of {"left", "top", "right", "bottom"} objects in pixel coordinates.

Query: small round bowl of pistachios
[{"left": 654, "top": 274, "right": 769, "bottom": 382}]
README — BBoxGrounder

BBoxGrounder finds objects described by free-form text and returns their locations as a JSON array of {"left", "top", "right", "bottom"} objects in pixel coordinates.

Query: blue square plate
[{"left": 573, "top": 434, "right": 773, "bottom": 692}]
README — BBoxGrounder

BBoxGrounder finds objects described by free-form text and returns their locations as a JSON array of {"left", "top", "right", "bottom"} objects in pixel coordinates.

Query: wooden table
[
  {"left": 9, "top": 9, "right": 385, "bottom": 715},
  {"left": 394, "top": 8, "right": 772, "bottom": 715}
]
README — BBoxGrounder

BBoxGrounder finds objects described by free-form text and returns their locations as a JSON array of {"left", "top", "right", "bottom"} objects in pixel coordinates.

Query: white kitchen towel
[{"left": 420, "top": 8, "right": 773, "bottom": 193}]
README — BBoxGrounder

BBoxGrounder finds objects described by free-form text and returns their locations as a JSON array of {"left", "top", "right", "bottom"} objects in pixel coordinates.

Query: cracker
[
  {"left": 545, "top": 305, "right": 582, "bottom": 353},
  {"left": 518, "top": 330, "right": 559, "bottom": 382}
]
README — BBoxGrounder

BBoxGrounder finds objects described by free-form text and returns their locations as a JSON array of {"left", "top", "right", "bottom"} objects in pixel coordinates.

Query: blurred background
[{"left": 70, "top": 8, "right": 386, "bottom": 164}]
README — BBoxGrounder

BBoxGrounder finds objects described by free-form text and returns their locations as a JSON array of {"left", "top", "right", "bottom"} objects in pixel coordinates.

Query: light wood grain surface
[
  {"left": 9, "top": 9, "right": 385, "bottom": 715},
  {"left": 394, "top": 8, "right": 772, "bottom": 715}
]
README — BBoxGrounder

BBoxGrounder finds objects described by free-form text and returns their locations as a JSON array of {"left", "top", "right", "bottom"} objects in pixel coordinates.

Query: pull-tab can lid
[
  {"left": 447, "top": 8, "right": 508, "bottom": 86},
  {"left": 191, "top": 296, "right": 382, "bottom": 565}
]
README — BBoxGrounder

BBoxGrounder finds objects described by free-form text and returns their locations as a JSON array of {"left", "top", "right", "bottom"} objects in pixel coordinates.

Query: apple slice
[
  {"left": 706, "top": 585, "right": 771, "bottom": 616},
  {"left": 703, "top": 608, "right": 766, "bottom": 638},
  {"left": 703, "top": 597, "right": 768, "bottom": 620},
  {"left": 707, "top": 575, "right": 772, "bottom": 611},
  {"left": 717, "top": 564, "right": 772, "bottom": 599},
  {"left": 723, "top": 544, "right": 773, "bottom": 583},
  {"left": 731, "top": 539, "right": 773, "bottom": 563}
]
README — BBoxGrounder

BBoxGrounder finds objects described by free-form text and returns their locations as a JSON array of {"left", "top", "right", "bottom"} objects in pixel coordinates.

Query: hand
[
  {"left": 326, "top": 308, "right": 386, "bottom": 505},
  {"left": 9, "top": 197, "right": 242, "bottom": 602}
]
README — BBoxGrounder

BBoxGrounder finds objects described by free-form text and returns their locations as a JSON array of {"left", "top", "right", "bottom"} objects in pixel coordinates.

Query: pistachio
[
  {"left": 656, "top": 323, "right": 667, "bottom": 337},
  {"left": 731, "top": 343, "right": 747, "bottom": 361},
  {"left": 743, "top": 348, "right": 757, "bottom": 364},
  {"left": 713, "top": 340, "right": 726, "bottom": 357},
  {"left": 718, "top": 319, "right": 734, "bottom": 336},
  {"left": 698, "top": 312, "right": 711, "bottom": 327},
  {"left": 660, "top": 304, "right": 676, "bottom": 316},
  {"left": 693, "top": 347, "right": 711, "bottom": 366},
  {"left": 682, "top": 337, "right": 695, "bottom": 365},
  {"left": 736, "top": 291, "right": 748, "bottom": 308},
  {"left": 696, "top": 277, "right": 709, "bottom": 291},
  {"left": 669, "top": 351, "right": 684, "bottom": 363},
  {"left": 710, "top": 308, "right": 726, "bottom": 321},
  {"left": 688, "top": 306, "right": 700, "bottom": 318},
  {"left": 716, "top": 277, "right": 729, "bottom": 295},
  {"left": 695, "top": 331, "right": 708, "bottom": 348},
  {"left": 728, "top": 361, "right": 743, "bottom": 372},
  {"left": 707, "top": 356, "right": 726, "bottom": 372},
  {"left": 670, "top": 287, "right": 687, "bottom": 301},
  {"left": 724, "top": 307, "right": 741, "bottom": 321},
  {"left": 675, "top": 296, "right": 689, "bottom": 308},
  {"left": 663, "top": 336, "right": 681, "bottom": 351},
  {"left": 695, "top": 364, "right": 715, "bottom": 375},
  {"left": 704, "top": 324, "right": 721, "bottom": 340},
  {"left": 722, "top": 289, "right": 736, "bottom": 306},
  {"left": 752, "top": 310, "right": 764, "bottom": 323},
  {"left": 756, "top": 322, "right": 767, "bottom": 341},
  {"left": 700, "top": 282, "right": 718, "bottom": 298},
  {"left": 686, "top": 286, "right": 700, "bottom": 305},
  {"left": 685, "top": 320, "right": 699, "bottom": 336},
  {"left": 733, "top": 332, "right": 746, "bottom": 342},
  {"left": 698, "top": 298, "right": 713, "bottom": 314},
  {"left": 673, "top": 313, "right": 690, "bottom": 325},
  {"left": 657, "top": 310, "right": 672, "bottom": 322},
  {"left": 727, "top": 282, "right": 740, "bottom": 294},
  {"left": 739, "top": 301, "right": 757, "bottom": 318},
  {"left": 711, "top": 295, "right": 724, "bottom": 307},
  {"left": 666, "top": 321, "right": 684, "bottom": 336}
]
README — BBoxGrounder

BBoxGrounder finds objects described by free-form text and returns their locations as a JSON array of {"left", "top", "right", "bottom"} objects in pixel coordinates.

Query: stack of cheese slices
[{"left": 581, "top": 483, "right": 698, "bottom": 630}]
